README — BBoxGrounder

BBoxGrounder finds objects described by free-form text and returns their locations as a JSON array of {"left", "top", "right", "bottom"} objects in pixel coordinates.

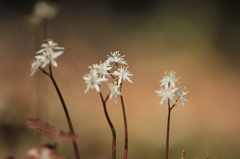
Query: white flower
[
  {"left": 26, "top": 146, "right": 52, "bottom": 159},
  {"left": 108, "top": 82, "right": 122, "bottom": 104},
  {"left": 29, "top": 58, "right": 44, "bottom": 77},
  {"left": 26, "top": 146, "right": 64, "bottom": 159},
  {"left": 35, "top": 40, "right": 64, "bottom": 68},
  {"left": 155, "top": 87, "right": 178, "bottom": 105},
  {"left": 106, "top": 51, "right": 127, "bottom": 65},
  {"left": 176, "top": 88, "right": 188, "bottom": 106},
  {"left": 112, "top": 66, "right": 133, "bottom": 85},
  {"left": 35, "top": 50, "right": 63, "bottom": 68},
  {"left": 34, "top": 1, "right": 58, "bottom": 20},
  {"left": 156, "top": 71, "right": 188, "bottom": 106},
  {"left": 92, "top": 61, "right": 112, "bottom": 78},
  {"left": 36, "top": 39, "right": 64, "bottom": 54},
  {"left": 160, "top": 71, "right": 179, "bottom": 89},
  {"left": 83, "top": 71, "right": 108, "bottom": 93}
]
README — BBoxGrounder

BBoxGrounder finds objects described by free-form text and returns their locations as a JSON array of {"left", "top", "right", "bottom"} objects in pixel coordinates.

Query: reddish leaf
[
  {"left": 57, "top": 131, "right": 79, "bottom": 142},
  {"left": 27, "top": 119, "right": 56, "bottom": 138},
  {"left": 27, "top": 119, "right": 45, "bottom": 129}
]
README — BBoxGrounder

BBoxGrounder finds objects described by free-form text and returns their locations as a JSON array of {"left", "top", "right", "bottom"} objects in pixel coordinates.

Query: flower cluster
[
  {"left": 29, "top": 39, "right": 64, "bottom": 77},
  {"left": 155, "top": 71, "right": 188, "bottom": 105},
  {"left": 83, "top": 51, "right": 133, "bottom": 103},
  {"left": 28, "top": 1, "right": 59, "bottom": 26}
]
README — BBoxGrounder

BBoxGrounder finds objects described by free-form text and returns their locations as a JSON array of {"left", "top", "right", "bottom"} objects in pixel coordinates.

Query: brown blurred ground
[{"left": 0, "top": 1, "right": 240, "bottom": 159}]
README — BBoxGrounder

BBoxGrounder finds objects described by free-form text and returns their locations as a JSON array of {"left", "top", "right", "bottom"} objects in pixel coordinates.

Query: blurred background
[{"left": 0, "top": 0, "right": 240, "bottom": 158}]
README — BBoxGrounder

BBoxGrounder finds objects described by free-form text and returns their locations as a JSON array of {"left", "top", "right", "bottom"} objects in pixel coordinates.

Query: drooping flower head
[{"left": 156, "top": 71, "right": 188, "bottom": 106}]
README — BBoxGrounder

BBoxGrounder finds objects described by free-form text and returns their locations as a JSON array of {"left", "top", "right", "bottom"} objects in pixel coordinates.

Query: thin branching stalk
[
  {"left": 165, "top": 98, "right": 171, "bottom": 159},
  {"left": 99, "top": 92, "right": 117, "bottom": 159},
  {"left": 164, "top": 96, "right": 179, "bottom": 159},
  {"left": 41, "top": 66, "right": 80, "bottom": 159},
  {"left": 119, "top": 85, "right": 128, "bottom": 159}
]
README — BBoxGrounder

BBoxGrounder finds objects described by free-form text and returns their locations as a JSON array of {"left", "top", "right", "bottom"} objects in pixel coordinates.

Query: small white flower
[
  {"left": 35, "top": 40, "right": 64, "bottom": 68},
  {"left": 36, "top": 39, "right": 64, "bottom": 54},
  {"left": 155, "top": 87, "right": 178, "bottom": 105},
  {"left": 160, "top": 71, "right": 179, "bottom": 89},
  {"left": 29, "top": 58, "right": 44, "bottom": 77},
  {"left": 83, "top": 71, "right": 108, "bottom": 93},
  {"left": 92, "top": 61, "right": 112, "bottom": 78},
  {"left": 108, "top": 82, "right": 122, "bottom": 104},
  {"left": 112, "top": 66, "right": 133, "bottom": 85},
  {"left": 26, "top": 145, "right": 64, "bottom": 159},
  {"left": 34, "top": 1, "right": 58, "bottom": 20},
  {"left": 26, "top": 147, "right": 40, "bottom": 159},
  {"left": 35, "top": 50, "right": 63, "bottom": 68},
  {"left": 176, "top": 88, "right": 188, "bottom": 106},
  {"left": 106, "top": 51, "right": 127, "bottom": 65},
  {"left": 26, "top": 146, "right": 52, "bottom": 159}
]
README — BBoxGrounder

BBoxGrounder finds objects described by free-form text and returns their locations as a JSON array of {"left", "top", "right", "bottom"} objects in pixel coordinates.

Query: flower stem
[
  {"left": 45, "top": 65, "right": 80, "bottom": 159},
  {"left": 99, "top": 92, "right": 116, "bottom": 159},
  {"left": 120, "top": 86, "right": 128, "bottom": 159},
  {"left": 164, "top": 96, "right": 179, "bottom": 159},
  {"left": 165, "top": 99, "right": 172, "bottom": 159}
]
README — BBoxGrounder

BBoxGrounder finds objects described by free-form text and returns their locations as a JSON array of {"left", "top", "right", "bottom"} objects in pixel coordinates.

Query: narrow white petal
[
  {"left": 51, "top": 59, "right": 58, "bottom": 67},
  {"left": 53, "top": 51, "right": 64, "bottom": 57},
  {"left": 41, "top": 61, "right": 49, "bottom": 68},
  {"left": 84, "top": 87, "right": 90, "bottom": 93},
  {"left": 54, "top": 47, "right": 65, "bottom": 50},
  {"left": 36, "top": 49, "right": 45, "bottom": 54},
  {"left": 35, "top": 55, "right": 46, "bottom": 60},
  {"left": 95, "top": 85, "right": 100, "bottom": 92}
]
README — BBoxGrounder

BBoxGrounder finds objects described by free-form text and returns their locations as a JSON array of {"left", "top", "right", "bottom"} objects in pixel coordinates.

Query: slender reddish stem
[
  {"left": 41, "top": 66, "right": 80, "bottom": 159},
  {"left": 99, "top": 92, "right": 117, "bottom": 159},
  {"left": 120, "top": 86, "right": 128, "bottom": 159},
  {"left": 164, "top": 98, "right": 171, "bottom": 159}
]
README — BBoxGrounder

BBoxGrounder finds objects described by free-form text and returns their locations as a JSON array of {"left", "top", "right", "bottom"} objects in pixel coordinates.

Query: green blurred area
[{"left": 0, "top": 1, "right": 240, "bottom": 159}]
